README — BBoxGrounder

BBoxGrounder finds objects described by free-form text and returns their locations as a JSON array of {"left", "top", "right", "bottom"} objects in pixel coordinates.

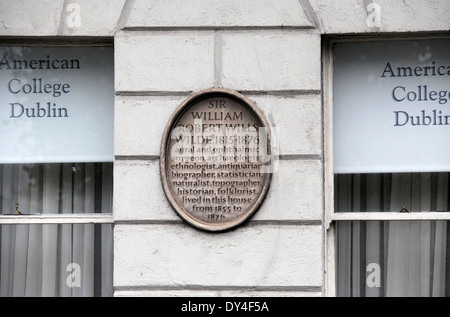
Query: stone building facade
[{"left": 0, "top": 0, "right": 449, "bottom": 297}]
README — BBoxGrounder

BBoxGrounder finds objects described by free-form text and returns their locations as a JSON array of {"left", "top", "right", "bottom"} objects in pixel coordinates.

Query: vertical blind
[
  {"left": 0, "top": 163, "right": 113, "bottom": 297},
  {"left": 0, "top": 223, "right": 113, "bottom": 297},
  {"left": 335, "top": 173, "right": 449, "bottom": 213},
  {"left": 335, "top": 172, "right": 450, "bottom": 297}
]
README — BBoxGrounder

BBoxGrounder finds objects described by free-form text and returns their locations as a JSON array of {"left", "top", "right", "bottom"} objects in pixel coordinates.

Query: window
[
  {"left": 0, "top": 43, "right": 114, "bottom": 297},
  {"left": 325, "top": 36, "right": 450, "bottom": 297}
]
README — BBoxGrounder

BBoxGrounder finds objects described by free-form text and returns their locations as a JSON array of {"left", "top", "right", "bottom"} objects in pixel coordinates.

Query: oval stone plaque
[{"left": 160, "top": 88, "right": 273, "bottom": 232}]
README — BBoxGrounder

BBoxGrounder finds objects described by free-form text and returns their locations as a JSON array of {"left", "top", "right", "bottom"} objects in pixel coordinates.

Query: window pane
[
  {"left": 0, "top": 163, "right": 113, "bottom": 214},
  {"left": 336, "top": 220, "right": 450, "bottom": 297},
  {"left": 334, "top": 172, "right": 449, "bottom": 212},
  {"left": 0, "top": 223, "right": 113, "bottom": 297},
  {"left": 0, "top": 46, "right": 114, "bottom": 164},
  {"left": 333, "top": 39, "right": 450, "bottom": 174}
]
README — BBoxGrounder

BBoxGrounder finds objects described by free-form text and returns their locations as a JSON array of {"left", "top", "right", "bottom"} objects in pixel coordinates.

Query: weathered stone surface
[
  {"left": 114, "top": 224, "right": 323, "bottom": 287},
  {"left": 221, "top": 32, "right": 321, "bottom": 91},
  {"left": 0, "top": 0, "right": 126, "bottom": 36},
  {"left": 114, "top": 96, "right": 183, "bottom": 156},
  {"left": 310, "top": 0, "right": 450, "bottom": 34},
  {"left": 253, "top": 95, "right": 322, "bottom": 155},
  {"left": 0, "top": 0, "right": 64, "bottom": 36},
  {"left": 126, "top": 0, "right": 314, "bottom": 28},
  {"left": 115, "top": 32, "right": 215, "bottom": 91},
  {"left": 115, "top": 289, "right": 322, "bottom": 297}
]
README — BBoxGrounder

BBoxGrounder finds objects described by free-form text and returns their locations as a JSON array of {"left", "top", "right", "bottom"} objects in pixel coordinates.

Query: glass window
[
  {"left": 330, "top": 38, "right": 450, "bottom": 297},
  {"left": 336, "top": 221, "right": 450, "bottom": 297},
  {"left": 335, "top": 172, "right": 449, "bottom": 213},
  {"left": 333, "top": 39, "right": 450, "bottom": 175},
  {"left": 0, "top": 44, "right": 114, "bottom": 297},
  {"left": 0, "top": 163, "right": 113, "bottom": 215},
  {"left": 0, "top": 224, "right": 113, "bottom": 297}
]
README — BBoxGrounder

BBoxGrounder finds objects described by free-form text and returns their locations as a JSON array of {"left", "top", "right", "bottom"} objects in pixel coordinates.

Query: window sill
[
  {"left": 0, "top": 213, "right": 113, "bottom": 224},
  {"left": 331, "top": 211, "right": 450, "bottom": 222}
]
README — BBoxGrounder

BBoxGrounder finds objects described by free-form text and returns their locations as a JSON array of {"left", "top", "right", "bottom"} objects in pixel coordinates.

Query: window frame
[
  {"left": 0, "top": 39, "right": 115, "bottom": 297},
  {"left": 323, "top": 33, "right": 450, "bottom": 296}
]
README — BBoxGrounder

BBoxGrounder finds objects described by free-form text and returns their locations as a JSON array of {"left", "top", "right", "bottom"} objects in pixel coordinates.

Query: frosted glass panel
[
  {"left": 0, "top": 46, "right": 114, "bottom": 163},
  {"left": 333, "top": 40, "right": 450, "bottom": 173}
]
